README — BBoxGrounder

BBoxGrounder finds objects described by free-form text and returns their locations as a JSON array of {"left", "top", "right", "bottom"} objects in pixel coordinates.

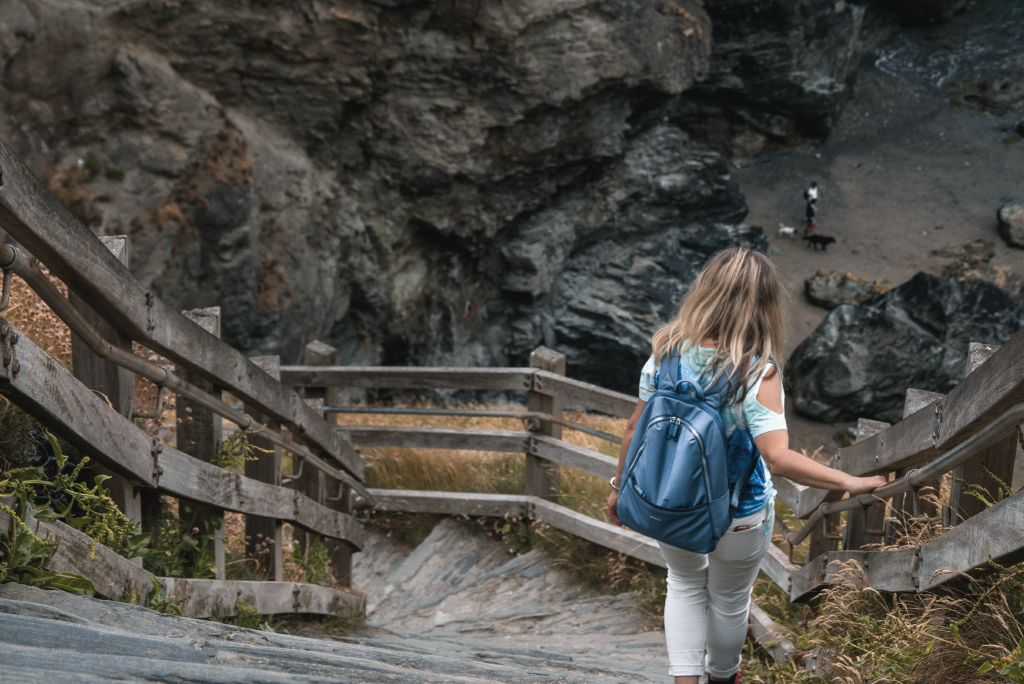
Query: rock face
[
  {"left": 998, "top": 204, "right": 1024, "bottom": 249},
  {"left": 787, "top": 272, "right": 1024, "bottom": 423},
  {"left": 0, "top": 0, "right": 839, "bottom": 391},
  {"left": 662, "top": 0, "right": 865, "bottom": 157},
  {"left": 805, "top": 269, "right": 890, "bottom": 309}
]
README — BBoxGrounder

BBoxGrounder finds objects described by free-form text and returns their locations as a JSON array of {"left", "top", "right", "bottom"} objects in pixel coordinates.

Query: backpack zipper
[{"left": 626, "top": 416, "right": 708, "bottom": 492}]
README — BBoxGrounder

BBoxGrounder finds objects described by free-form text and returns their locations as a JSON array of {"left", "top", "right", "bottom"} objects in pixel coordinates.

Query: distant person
[
  {"left": 805, "top": 181, "right": 819, "bottom": 206},
  {"left": 804, "top": 181, "right": 819, "bottom": 235},
  {"left": 804, "top": 200, "right": 818, "bottom": 236}
]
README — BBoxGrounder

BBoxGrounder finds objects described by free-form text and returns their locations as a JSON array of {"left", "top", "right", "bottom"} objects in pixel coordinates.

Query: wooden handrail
[
  {"left": 0, "top": 139, "right": 361, "bottom": 480},
  {"left": 0, "top": 318, "right": 363, "bottom": 549}
]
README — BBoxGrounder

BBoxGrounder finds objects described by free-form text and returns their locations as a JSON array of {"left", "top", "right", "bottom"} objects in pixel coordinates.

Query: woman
[{"left": 606, "top": 247, "right": 885, "bottom": 684}]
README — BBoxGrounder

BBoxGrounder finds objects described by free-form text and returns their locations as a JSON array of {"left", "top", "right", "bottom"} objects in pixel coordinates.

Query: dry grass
[{"left": 3, "top": 270, "right": 73, "bottom": 367}]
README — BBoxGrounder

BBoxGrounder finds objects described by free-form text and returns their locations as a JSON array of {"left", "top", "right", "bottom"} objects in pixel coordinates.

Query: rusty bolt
[
  {"left": 10, "top": 360, "right": 19, "bottom": 375},
  {"left": 3, "top": 354, "right": 10, "bottom": 367},
  {"left": 10, "top": 332, "right": 18, "bottom": 345}
]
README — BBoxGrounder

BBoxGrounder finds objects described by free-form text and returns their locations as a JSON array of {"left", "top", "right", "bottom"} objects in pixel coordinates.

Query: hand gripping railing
[
  {"left": 0, "top": 244, "right": 374, "bottom": 506},
  {"left": 784, "top": 400, "right": 1024, "bottom": 546}
]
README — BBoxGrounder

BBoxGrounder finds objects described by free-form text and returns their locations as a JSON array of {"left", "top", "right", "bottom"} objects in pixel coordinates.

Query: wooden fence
[
  {"left": 2, "top": 134, "right": 1024, "bottom": 644},
  {"left": 0, "top": 139, "right": 364, "bottom": 618},
  {"left": 281, "top": 336, "right": 1024, "bottom": 609}
]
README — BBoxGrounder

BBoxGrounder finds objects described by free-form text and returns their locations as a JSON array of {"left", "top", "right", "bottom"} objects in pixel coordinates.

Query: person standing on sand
[
  {"left": 607, "top": 248, "right": 885, "bottom": 684},
  {"left": 804, "top": 181, "right": 819, "bottom": 235}
]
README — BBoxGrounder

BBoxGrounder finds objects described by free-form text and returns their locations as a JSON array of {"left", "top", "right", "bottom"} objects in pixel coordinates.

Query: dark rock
[
  {"left": 805, "top": 269, "right": 891, "bottom": 309},
  {"left": 950, "top": 71, "right": 1024, "bottom": 117},
  {"left": 998, "top": 204, "right": 1024, "bottom": 249},
  {"left": 656, "top": 0, "right": 865, "bottom": 156},
  {"left": 787, "top": 272, "right": 1024, "bottom": 423}
]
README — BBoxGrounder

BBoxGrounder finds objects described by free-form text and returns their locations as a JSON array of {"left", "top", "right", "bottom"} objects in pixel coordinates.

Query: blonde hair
[{"left": 651, "top": 247, "right": 787, "bottom": 402}]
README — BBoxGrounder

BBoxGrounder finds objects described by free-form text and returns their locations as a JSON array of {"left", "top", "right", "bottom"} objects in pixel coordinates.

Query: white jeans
[{"left": 658, "top": 501, "right": 773, "bottom": 679}]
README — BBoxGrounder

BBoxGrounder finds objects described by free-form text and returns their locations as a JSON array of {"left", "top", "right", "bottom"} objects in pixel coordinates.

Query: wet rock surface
[
  {"left": 787, "top": 272, "right": 1024, "bottom": 423},
  {"left": 804, "top": 269, "right": 891, "bottom": 309}
]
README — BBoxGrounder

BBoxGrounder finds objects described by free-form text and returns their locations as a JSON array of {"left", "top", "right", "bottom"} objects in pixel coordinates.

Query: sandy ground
[{"left": 733, "top": 65, "right": 1024, "bottom": 454}]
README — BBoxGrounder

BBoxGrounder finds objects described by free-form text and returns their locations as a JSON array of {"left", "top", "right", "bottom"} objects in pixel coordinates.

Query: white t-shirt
[{"left": 806, "top": 186, "right": 819, "bottom": 201}]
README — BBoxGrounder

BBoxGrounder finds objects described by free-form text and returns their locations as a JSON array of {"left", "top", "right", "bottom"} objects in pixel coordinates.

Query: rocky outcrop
[
  {"left": 950, "top": 72, "right": 1024, "bottom": 117},
  {"left": 998, "top": 205, "right": 1024, "bottom": 249},
  {"left": 658, "top": 0, "right": 865, "bottom": 157},
  {"left": 2, "top": 0, "right": 779, "bottom": 392},
  {"left": 787, "top": 272, "right": 1024, "bottom": 423},
  {"left": 936, "top": 240, "right": 1024, "bottom": 309},
  {"left": 805, "top": 270, "right": 890, "bottom": 309}
]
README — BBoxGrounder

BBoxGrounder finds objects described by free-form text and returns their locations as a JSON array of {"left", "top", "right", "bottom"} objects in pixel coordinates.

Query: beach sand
[{"left": 734, "top": 64, "right": 1024, "bottom": 455}]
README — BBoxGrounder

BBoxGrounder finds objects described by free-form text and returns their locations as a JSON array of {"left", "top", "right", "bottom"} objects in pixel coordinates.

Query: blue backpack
[{"left": 616, "top": 352, "right": 759, "bottom": 554}]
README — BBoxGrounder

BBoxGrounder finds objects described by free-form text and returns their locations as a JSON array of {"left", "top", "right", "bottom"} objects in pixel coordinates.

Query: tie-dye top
[{"left": 637, "top": 346, "right": 787, "bottom": 518}]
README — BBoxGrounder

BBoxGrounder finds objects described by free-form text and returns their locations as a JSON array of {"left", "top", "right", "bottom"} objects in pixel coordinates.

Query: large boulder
[
  {"left": 998, "top": 204, "right": 1024, "bottom": 249},
  {"left": 787, "top": 272, "right": 1024, "bottom": 423}
]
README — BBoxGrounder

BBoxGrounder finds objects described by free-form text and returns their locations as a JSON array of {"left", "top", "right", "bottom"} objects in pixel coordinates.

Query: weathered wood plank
[
  {"left": 280, "top": 366, "right": 535, "bottom": 391},
  {"left": 529, "top": 435, "right": 618, "bottom": 480},
  {"left": 903, "top": 388, "right": 944, "bottom": 419},
  {"left": 339, "top": 427, "right": 531, "bottom": 453},
  {"left": 845, "top": 418, "right": 892, "bottom": 551},
  {"left": 749, "top": 603, "right": 796, "bottom": 663},
  {"left": 773, "top": 478, "right": 809, "bottom": 518},
  {"left": 525, "top": 347, "right": 564, "bottom": 500},
  {"left": 245, "top": 355, "right": 284, "bottom": 583},
  {"left": 160, "top": 578, "right": 363, "bottom": 619},
  {"left": 532, "top": 370, "right": 638, "bottom": 418},
  {"left": 0, "top": 320, "right": 362, "bottom": 548},
  {"left": 0, "top": 499, "right": 155, "bottom": 600},
  {"left": 368, "top": 489, "right": 531, "bottom": 518},
  {"left": 0, "top": 139, "right": 359, "bottom": 479},
  {"left": 157, "top": 448, "right": 363, "bottom": 547},
  {"left": 950, "top": 343, "right": 1019, "bottom": 523},
  {"left": 530, "top": 499, "right": 665, "bottom": 567},
  {"left": 760, "top": 542, "right": 798, "bottom": 595},
  {"left": 789, "top": 491, "right": 1024, "bottom": 598},
  {"left": 921, "top": 488, "right": 1024, "bottom": 590}
]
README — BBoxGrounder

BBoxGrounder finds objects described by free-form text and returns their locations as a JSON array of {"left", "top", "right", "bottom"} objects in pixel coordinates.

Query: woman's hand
[
  {"left": 607, "top": 490, "right": 621, "bottom": 526},
  {"left": 844, "top": 474, "right": 888, "bottom": 496}
]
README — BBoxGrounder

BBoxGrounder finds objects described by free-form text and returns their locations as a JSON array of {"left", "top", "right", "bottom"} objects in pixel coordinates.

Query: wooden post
[
  {"left": 177, "top": 307, "right": 225, "bottom": 579},
  {"left": 884, "top": 388, "right": 945, "bottom": 545},
  {"left": 69, "top": 236, "right": 143, "bottom": 566},
  {"left": 245, "top": 355, "right": 284, "bottom": 582},
  {"left": 949, "top": 343, "right": 1021, "bottom": 523},
  {"left": 526, "top": 347, "right": 564, "bottom": 500},
  {"left": 300, "top": 340, "right": 352, "bottom": 587},
  {"left": 843, "top": 418, "right": 890, "bottom": 551}
]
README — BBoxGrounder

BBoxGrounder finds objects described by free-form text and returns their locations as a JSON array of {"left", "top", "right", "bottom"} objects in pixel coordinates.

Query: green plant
[
  {"left": 143, "top": 498, "right": 219, "bottom": 579},
  {"left": 289, "top": 535, "right": 330, "bottom": 585},
  {"left": 82, "top": 153, "right": 103, "bottom": 180},
  {"left": 211, "top": 428, "right": 270, "bottom": 471},
  {"left": 217, "top": 599, "right": 266, "bottom": 630}
]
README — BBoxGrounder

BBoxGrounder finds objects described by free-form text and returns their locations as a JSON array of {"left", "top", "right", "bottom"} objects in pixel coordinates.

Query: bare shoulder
[{"left": 756, "top": 368, "right": 784, "bottom": 414}]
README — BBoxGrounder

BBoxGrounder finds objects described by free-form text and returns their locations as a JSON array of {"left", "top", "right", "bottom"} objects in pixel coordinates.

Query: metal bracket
[{"left": 282, "top": 455, "right": 306, "bottom": 485}]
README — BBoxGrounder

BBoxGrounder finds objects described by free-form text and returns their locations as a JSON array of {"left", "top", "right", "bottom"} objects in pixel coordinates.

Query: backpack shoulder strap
[{"left": 656, "top": 353, "right": 705, "bottom": 401}]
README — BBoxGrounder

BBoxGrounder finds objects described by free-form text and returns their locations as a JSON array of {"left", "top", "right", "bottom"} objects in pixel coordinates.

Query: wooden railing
[
  {"left": 0, "top": 139, "right": 364, "bottom": 618},
  {"left": 283, "top": 330, "right": 1024, "bottom": 608},
  {"left": 2, "top": 134, "right": 1024, "bottom": 639}
]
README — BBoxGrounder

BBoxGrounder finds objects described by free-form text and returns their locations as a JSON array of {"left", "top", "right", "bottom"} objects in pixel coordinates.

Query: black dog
[{"left": 803, "top": 235, "right": 836, "bottom": 251}]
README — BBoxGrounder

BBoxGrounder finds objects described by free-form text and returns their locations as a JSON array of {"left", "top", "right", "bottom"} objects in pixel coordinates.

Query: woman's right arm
[{"left": 752, "top": 373, "right": 886, "bottom": 495}]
